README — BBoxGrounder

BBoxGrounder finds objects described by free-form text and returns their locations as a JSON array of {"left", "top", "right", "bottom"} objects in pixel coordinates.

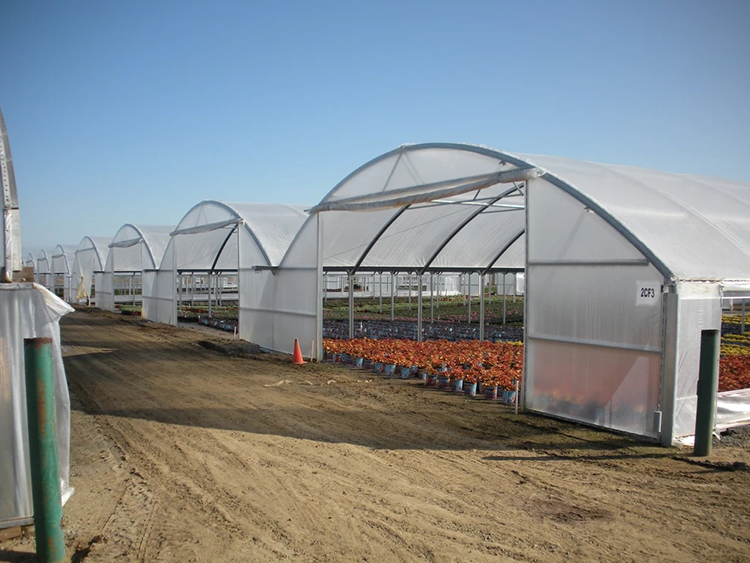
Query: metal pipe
[
  {"left": 479, "top": 273, "right": 485, "bottom": 341},
  {"left": 417, "top": 275, "right": 423, "bottom": 341},
  {"left": 467, "top": 273, "right": 471, "bottom": 324},
  {"left": 694, "top": 329, "right": 720, "bottom": 457},
  {"left": 24, "top": 338, "right": 66, "bottom": 563},
  {"left": 502, "top": 273, "right": 507, "bottom": 325},
  {"left": 436, "top": 274, "right": 440, "bottom": 310},
  {"left": 208, "top": 273, "right": 212, "bottom": 317},
  {"left": 742, "top": 300, "right": 746, "bottom": 335},
  {"left": 391, "top": 273, "right": 396, "bottom": 322},
  {"left": 379, "top": 274, "right": 383, "bottom": 313},
  {"left": 348, "top": 272, "right": 354, "bottom": 339},
  {"left": 430, "top": 273, "right": 434, "bottom": 324}
]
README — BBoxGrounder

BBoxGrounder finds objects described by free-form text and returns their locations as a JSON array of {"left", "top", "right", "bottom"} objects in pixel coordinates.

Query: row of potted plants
[{"left": 322, "top": 338, "right": 522, "bottom": 400}]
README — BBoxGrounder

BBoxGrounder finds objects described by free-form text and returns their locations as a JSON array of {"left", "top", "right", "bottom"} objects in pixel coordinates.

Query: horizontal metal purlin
[
  {"left": 528, "top": 333, "right": 662, "bottom": 354},
  {"left": 324, "top": 266, "right": 525, "bottom": 274},
  {"left": 528, "top": 259, "right": 650, "bottom": 267}
]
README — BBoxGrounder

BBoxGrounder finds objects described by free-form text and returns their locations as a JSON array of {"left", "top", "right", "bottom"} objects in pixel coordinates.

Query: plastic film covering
[
  {"left": 142, "top": 202, "right": 307, "bottom": 332},
  {"left": 35, "top": 249, "right": 52, "bottom": 288},
  {"left": 525, "top": 178, "right": 664, "bottom": 438},
  {"left": 518, "top": 153, "right": 750, "bottom": 281},
  {"left": 716, "top": 389, "right": 750, "bottom": 430},
  {"left": 73, "top": 236, "right": 110, "bottom": 304},
  {"left": 0, "top": 284, "right": 74, "bottom": 528},
  {"left": 100, "top": 225, "right": 174, "bottom": 312},
  {"left": 672, "top": 282, "right": 722, "bottom": 438},
  {"left": 308, "top": 145, "right": 531, "bottom": 272},
  {"left": 50, "top": 245, "right": 75, "bottom": 302},
  {"left": 251, "top": 216, "right": 320, "bottom": 354}
]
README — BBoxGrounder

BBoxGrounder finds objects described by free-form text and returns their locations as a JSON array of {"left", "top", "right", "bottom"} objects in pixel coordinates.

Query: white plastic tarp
[{"left": 0, "top": 283, "right": 73, "bottom": 528}]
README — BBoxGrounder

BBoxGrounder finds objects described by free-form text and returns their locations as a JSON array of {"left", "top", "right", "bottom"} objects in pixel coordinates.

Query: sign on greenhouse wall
[{"left": 636, "top": 281, "right": 661, "bottom": 306}]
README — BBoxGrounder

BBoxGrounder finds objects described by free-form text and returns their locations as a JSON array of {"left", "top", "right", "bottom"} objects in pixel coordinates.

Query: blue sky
[{"left": 2, "top": 0, "right": 749, "bottom": 253}]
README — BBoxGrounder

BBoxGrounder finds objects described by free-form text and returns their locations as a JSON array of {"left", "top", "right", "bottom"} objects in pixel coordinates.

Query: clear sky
[{"left": 2, "top": 0, "right": 748, "bottom": 254}]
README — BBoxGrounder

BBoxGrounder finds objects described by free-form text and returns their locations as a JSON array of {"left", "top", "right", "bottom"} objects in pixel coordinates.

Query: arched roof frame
[
  {"left": 50, "top": 245, "right": 76, "bottom": 274},
  {"left": 76, "top": 236, "right": 109, "bottom": 271},
  {"left": 170, "top": 201, "right": 308, "bottom": 271},
  {"left": 306, "top": 143, "right": 675, "bottom": 278},
  {"left": 108, "top": 224, "right": 174, "bottom": 271}
]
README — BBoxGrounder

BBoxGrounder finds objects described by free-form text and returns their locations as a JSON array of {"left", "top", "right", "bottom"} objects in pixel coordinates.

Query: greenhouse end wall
[
  {"left": 247, "top": 215, "right": 321, "bottom": 356},
  {"left": 524, "top": 177, "right": 665, "bottom": 439}
]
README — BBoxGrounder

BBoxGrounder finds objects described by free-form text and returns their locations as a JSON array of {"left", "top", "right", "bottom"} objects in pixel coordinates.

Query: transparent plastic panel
[
  {"left": 97, "top": 272, "right": 114, "bottom": 311},
  {"left": 672, "top": 282, "right": 722, "bottom": 437},
  {"left": 526, "top": 338, "right": 661, "bottom": 438},
  {"left": 173, "top": 229, "right": 237, "bottom": 271},
  {"left": 492, "top": 235, "right": 525, "bottom": 270},
  {"left": 111, "top": 224, "right": 141, "bottom": 246},
  {"left": 323, "top": 145, "right": 517, "bottom": 203},
  {"left": 527, "top": 264, "right": 664, "bottom": 349},
  {"left": 138, "top": 227, "right": 174, "bottom": 269},
  {"left": 238, "top": 269, "right": 277, "bottom": 350},
  {"left": 320, "top": 209, "right": 402, "bottom": 268},
  {"left": 521, "top": 154, "right": 750, "bottom": 280},
  {"left": 176, "top": 201, "right": 238, "bottom": 231},
  {"left": 362, "top": 203, "right": 478, "bottom": 268},
  {"left": 527, "top": 179, "right": 644, "bottom": 262},
  {"left": 432, "top": 208, "right": 525, "bottom": 270},
  {"left": 228, "top": 203, "right": 307, "bottom": 266},
  {"left": 141, "top": 270, "right": 157, "bottom": 320}
]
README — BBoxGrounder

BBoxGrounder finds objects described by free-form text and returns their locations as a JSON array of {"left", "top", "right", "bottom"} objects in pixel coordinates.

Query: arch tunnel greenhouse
[
  {"left": 38, "top": 143, "right": 750, "bottom": 445},
  {"left": 245, "top": 143, "right": 750, "bottom": 445}
]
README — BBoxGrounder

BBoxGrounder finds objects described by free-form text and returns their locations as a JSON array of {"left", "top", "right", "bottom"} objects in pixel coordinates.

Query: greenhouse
[
  {"left": 260, "top": 143, "right": 750, "bottom": 445},
  {"left": 71, "top": 236, "right": 110, "bottom": 305},
  {"left": 142, "top": 201, "right": 308, "bottom": 342},
  {"left": 50, "top": 244, "right": 76, "bottom": 301},
  {"left": 96, "top": 224, "right": 173, "bottom": 312},
  {"left": 35, "top": 248, "right": 52, "bottom": 288}
]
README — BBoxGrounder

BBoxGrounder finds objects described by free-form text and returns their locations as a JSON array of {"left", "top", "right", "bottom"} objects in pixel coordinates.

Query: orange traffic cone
[{"left": 292, "top": 339, "right": 306, "bottom": 365}]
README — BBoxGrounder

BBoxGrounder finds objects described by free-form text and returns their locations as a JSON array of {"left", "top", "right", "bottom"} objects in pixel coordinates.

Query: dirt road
[{"left": 3, "top": 309, "right": 750, "bottom": 562}]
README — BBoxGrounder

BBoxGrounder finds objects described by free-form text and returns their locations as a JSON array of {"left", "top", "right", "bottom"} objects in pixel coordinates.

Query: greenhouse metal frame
[
  {"left": 50, "top": 244, "right": 76, "bottom": 301},
  {"left": 97, "top": 224, "right": 173, "bottom": 312},
  {"left": 256, "top": 143, "right": 750, "bottom": 445},
  {"left": 142, "top": 201, "right": 308, "bottom": 344}
]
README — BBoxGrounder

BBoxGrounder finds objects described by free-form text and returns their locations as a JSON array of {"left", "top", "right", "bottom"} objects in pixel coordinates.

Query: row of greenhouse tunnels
[{"left": 25, "top": 143, "right": 750, "bottom": 446}]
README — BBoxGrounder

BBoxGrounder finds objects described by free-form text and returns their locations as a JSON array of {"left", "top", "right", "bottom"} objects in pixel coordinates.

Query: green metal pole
[
  {"left": 24, "top": 338, "right": 66, "bottom": 563},
  {"left": 694, "top": 329, "right": 720, "bottom": 457}
]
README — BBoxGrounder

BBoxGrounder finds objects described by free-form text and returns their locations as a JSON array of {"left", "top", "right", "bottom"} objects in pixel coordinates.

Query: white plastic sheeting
[
  {"left": 35, "top": 249, "right": 52, "bottom": 288},
  {"left": 142, "top": 202, "right": 308, "bottom": 341},
  {"left": 271, "top": 143, "right": 750, "bottom": 444},
  {"left": 0, "top": 284, "right": 73, "bottom": 528},
  {"left": 525, "top": 177, "right": 664, "bottom": 439},
  {"left": 98, "top": 225, "right": 173, "bottom": 312},
  {"left": 716, "top": 389, "right": 750, "bottom": 430},
  {"left": 72, "top": 236, "right": 109, "bottom": 305},
  {"left": 50, "top": 245, "right": 76, "bottom": 302},
  {"left": 517, "top": 154, "right": 750, "bottom": 281}
]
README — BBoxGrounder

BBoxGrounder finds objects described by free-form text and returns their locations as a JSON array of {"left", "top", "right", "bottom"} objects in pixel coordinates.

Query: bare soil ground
[{"left": 3, "top": 309, "right": 750, "bottom": 562}]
